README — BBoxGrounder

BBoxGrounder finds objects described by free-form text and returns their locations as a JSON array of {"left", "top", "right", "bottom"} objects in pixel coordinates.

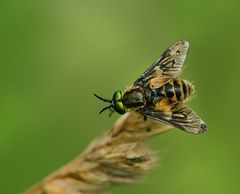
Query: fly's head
[{"left": 94, "top": 90, "right": 126, "bottom": 115}]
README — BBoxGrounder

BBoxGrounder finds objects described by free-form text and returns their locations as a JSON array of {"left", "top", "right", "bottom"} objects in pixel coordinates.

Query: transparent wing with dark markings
[
  {"left": 140, "top": 103, "right": 207, "bottom": 134},
  {"left": 134, "top": 41, "right": 189, "bottom": 86}
]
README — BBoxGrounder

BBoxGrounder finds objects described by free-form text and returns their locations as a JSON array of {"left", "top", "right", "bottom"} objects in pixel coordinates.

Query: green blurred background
[{"left": 1, "top": 0, "right": 239, "bottom": 193}]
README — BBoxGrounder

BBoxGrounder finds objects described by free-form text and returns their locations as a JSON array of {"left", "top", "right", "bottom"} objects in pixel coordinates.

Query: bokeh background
[{"left": 1, "top": 0, "right": 240, "bottom": 193}]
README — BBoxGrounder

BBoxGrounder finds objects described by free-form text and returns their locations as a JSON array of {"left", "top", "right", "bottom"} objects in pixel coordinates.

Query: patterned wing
[
  {"left": 134, "top": 41, "right": 189, "bottom": 86},
  {"left": 140, "top": 103, "right": 207, "bottom": 134}
]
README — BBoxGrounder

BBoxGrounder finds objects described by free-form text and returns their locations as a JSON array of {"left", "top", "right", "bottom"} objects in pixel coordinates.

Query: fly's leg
[
  {"left": 108, "top": 108, "right": 115, "bottom": 117},
  {"left": 144, "top": 115, "right": 147, "bottom": 121}
]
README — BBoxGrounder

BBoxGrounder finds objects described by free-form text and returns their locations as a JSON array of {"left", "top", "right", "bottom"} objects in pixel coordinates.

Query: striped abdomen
[{"left": 152, "top": 79, "right": 194, "bottom": 102}]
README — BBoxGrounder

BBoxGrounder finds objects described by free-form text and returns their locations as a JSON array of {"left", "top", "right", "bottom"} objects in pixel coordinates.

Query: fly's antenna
[
  {"left": 93, "top": 93, "right": 112, "bottom": 103},
  {"left": 94, "top": 93, "right": 113, "bottom": 114},
  {"left": 99, "top": 105, "right": 113, "bottom": 115}
]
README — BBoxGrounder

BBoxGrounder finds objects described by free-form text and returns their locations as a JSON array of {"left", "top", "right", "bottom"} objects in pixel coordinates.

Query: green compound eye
[
  {"left": 114, "top": 101, "right": 125, "bottom": 114},
  {"left": 112, "top": 90, "right": 126, "bottom": 114},
  {"left": 112, "top": 90, "right": 122, "bottom": 101}
]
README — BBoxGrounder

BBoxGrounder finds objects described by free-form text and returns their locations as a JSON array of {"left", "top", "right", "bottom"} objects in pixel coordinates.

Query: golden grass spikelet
[{"left": 23, "top": 111, "right": 172, "bottom": 194}]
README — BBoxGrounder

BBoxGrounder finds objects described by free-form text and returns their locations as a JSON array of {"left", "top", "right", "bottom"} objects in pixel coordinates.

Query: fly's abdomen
[
  {"left": 153, "top": 79, "right": 194, "bottom": 102},
  {"left": 182, "top": 79, "right": 194, "bottom": 100}
]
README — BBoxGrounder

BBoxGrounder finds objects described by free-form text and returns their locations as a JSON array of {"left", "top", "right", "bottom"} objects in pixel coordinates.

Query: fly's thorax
[{"left": 122, "top": 86, "right": 145, "bottom": 109}]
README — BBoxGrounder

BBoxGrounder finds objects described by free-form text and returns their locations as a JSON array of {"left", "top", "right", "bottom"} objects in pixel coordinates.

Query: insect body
[{"left": 94, "top": 41, "right": 207, "bottom": 134}]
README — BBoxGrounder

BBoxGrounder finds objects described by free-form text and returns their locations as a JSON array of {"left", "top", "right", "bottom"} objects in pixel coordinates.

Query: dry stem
[{"left": 23, "top": 111, "right": 172, "bottom": 194}]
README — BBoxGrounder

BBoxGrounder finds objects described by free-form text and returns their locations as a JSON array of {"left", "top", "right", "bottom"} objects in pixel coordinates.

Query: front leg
[{"left": 144, "top": 115, "right": 147, "bottom": 121}]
